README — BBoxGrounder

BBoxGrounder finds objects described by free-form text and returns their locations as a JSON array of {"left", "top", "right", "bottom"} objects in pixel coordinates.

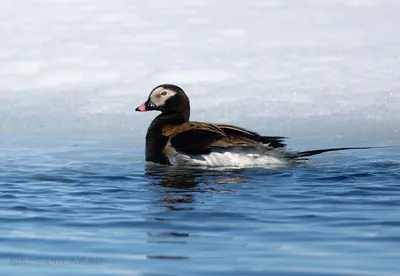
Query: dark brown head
[{"left": 136, "top": 84, "right": 190, "bottom": 119}]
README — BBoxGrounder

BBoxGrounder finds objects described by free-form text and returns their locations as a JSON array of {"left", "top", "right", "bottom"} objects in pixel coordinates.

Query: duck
[{"left": 136, "top": 84, "right": 370, "bottom": 167}]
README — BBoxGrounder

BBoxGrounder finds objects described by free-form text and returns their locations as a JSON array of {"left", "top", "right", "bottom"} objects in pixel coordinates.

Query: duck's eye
[{"left": 160, "top": 91, "right": 168, "bottom": 96}]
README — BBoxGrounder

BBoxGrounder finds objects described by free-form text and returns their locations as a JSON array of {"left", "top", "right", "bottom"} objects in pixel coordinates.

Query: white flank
[{"left": 166, "top": 145, "right": 288, "bottom": 168}]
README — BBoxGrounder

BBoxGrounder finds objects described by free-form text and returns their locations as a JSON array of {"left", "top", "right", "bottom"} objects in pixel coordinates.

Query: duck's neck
[{"left": 145, "top": 111, "right": 189, "bottom": 164}]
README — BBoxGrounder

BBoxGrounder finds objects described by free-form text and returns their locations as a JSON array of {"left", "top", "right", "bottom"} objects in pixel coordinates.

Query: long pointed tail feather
[{"left": 289, "top": 146, "right": 383, "bottom": 159}]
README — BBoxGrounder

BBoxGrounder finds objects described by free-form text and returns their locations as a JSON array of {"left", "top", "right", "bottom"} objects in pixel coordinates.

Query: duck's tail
[{"left": 288, "top": 147, "right": 378, "bottom": 159}]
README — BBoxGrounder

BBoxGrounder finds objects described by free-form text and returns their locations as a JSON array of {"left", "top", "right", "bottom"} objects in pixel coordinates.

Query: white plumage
[{"left": 166, "top": 142, "right": 288, "bottom": 167}]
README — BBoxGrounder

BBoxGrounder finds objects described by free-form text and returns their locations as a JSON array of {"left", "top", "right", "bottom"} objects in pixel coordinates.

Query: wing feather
[{"left": 163, "top": 122, "right": 285, "bottom": 156}]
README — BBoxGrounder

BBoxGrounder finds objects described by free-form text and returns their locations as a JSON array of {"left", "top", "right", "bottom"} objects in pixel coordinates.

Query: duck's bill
[
  {"left": 135, "top": 100, "right": 157, "bottom": 112},
  {"left": 135, "top": 103, "right": 147, "bottom": 112}
]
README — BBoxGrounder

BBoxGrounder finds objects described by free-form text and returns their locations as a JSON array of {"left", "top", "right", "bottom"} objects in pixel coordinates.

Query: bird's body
[
  {"left": 160, "top": 121, "right": 287, "bottom": 167},
  {"left": 165, "top": 142, "right": 287, "bottom": 167},
  {"left": 136, "top": 84, "right": 370, "bottom": 167}
]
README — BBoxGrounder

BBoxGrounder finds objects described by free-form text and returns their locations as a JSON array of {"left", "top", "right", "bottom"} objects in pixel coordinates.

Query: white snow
[{"left": 1, "top": 0, "right": 399, "bottom": 144}]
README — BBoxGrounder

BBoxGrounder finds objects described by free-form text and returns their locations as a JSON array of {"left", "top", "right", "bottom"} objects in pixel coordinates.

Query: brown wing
[
  {"left": 216, "top": 124, "right": 286, "bottom": 148},
  {"left": 163, "top": 122, "right": 286, "bottom": 155},
  {"left": 162, "top": 122, "right": 226, "bottom": 155}
]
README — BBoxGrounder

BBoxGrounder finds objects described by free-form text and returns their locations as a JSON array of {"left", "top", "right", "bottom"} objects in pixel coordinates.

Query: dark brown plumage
[
  {"left": 162, "top": 122, "right": 285, "bottom": 156},
  {"left": 135, "top": 84, "right": 285, "bottom": 165}
]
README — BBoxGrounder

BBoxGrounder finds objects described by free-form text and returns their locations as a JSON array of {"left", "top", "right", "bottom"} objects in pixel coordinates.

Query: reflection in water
[
  {"left": 144, "top": 164, "right": 249, "bottom": 188},
  {"left": 143, "top": 165, "right": 253, "bottom": 260},
  {"left": 144, "top": 164, "right": 248, "bottom": 212},
  {"left": 146, "top": 255, "right": 190, "bottom": 260},
  {"left": 145, "top": 164, "right": 199, "bottom": 189},
  {"left": 143, "top": 165, "right": 289, "bottom": 258}
]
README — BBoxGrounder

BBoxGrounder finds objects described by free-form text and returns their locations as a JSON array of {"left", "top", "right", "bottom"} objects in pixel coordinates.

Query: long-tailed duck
[{"left": 136, "top": 84, "right": 370, "bottom": 167}]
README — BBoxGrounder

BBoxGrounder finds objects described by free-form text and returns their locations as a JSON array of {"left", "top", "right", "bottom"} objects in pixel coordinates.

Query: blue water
[{"left": 1, "top": 137, "right": 400, "bottom": 276}]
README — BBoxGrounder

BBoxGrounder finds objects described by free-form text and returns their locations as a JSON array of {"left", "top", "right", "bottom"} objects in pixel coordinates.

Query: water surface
[{"left": 1, "top": 138, "right": 399, "bottom": 275}]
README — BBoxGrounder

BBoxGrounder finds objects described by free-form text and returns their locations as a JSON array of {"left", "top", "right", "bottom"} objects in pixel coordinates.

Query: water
[{"left": 1, "top": 138, "right": 399, "bottom": 276}]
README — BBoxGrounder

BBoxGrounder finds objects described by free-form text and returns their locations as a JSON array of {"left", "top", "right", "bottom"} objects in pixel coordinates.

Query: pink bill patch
[{"left": 137, "top": 103, "right": 146, "bottom": 111}]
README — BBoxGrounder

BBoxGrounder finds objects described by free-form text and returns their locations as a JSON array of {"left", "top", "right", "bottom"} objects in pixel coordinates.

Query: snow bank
[{"left": 1, "top": 0, "right": 399, "bottom": 143}]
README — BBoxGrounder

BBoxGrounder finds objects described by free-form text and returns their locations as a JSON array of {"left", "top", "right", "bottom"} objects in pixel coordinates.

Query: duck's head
[{"left": 135, "top": 84, "right": 190, "bottom": 116}]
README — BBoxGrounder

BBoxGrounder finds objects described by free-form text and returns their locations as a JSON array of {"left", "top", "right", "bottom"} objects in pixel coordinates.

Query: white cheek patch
[
  {"left": 150, "top": 88, "right": 176, "bottom": 107},
  {"left": 150, "top": 94, "right": 163, "bottom": 106}
]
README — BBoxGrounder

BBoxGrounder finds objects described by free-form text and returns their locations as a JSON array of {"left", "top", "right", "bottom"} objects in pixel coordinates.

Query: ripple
[{"left": 1, "top": 144, "right": 400, "bottom": 276}]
